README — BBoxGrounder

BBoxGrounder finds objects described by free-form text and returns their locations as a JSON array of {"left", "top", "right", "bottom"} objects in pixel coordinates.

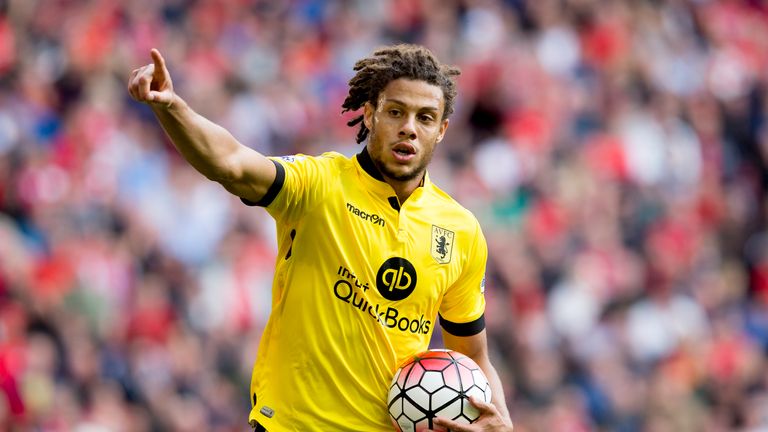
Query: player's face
[{"left": 363, "top": 78, "right": 449, "bottom": 184}]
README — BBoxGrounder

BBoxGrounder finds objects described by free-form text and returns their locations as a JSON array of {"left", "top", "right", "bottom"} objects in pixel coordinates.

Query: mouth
[{"left": 391, "top": 142, "right": 416, "bottom": 162}]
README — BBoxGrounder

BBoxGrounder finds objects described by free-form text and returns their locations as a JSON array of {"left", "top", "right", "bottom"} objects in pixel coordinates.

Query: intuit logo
[{"left": 347, "top": 202, "right": 385, "bottom": 227}]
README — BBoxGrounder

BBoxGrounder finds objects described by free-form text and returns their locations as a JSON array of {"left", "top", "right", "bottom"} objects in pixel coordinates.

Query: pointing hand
[{"left": 127, "top": 48, "right": 175, "bottom": 108}]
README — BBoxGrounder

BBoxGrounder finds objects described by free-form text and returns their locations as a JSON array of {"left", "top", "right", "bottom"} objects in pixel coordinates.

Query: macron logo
[{"left": 347, "top": 202, "right": 385, "bottom": 227}]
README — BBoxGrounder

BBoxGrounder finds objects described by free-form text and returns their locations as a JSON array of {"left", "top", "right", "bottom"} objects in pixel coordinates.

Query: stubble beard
[{"left": 368, "top": 126, "right": 434, "bottom": 182}]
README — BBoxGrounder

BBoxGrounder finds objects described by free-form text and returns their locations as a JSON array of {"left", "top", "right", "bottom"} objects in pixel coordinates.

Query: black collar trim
[
  {"left": 357, "top": 146, "right": 385, "bottom": 181},
  {"left": 357, "top": 146, "right": 427, "bottom": 188}
]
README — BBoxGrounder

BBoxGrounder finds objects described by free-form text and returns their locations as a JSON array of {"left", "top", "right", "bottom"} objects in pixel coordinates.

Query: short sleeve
[
  {"left": 246, "top": 153, "right": 339, "bottom": 224},
  {"left": 438, "top": 220, "right": 487, "bottom": 336}
]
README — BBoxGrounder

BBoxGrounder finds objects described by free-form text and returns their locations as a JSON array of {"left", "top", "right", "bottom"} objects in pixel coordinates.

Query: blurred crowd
[{"left": 1, "top": 0, "right": 768, "bottom": 430}]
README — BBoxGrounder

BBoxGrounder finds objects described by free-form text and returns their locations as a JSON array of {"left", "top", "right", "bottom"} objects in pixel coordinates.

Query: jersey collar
[
  {"left": 356, "top": 145, "right": 385, "bottom": 181},
  {"left": 356, "top": 146, "right": 429, "bottom": 187},
  {"left": 355, "top": 147, "right": 430, "bottom": 208}
]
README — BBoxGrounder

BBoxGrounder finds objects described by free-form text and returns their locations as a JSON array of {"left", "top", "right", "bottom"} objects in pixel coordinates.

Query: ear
[
  {"left": 436, "top": 119, "right": 449, "bottom": 143},
  {"left": 363, "top": 102, "right": 375, "bottom": 130}
]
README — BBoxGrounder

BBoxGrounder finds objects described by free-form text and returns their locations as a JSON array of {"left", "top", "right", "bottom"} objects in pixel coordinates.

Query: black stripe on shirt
[
  {"left": 357, "top": 146, "right": 385, "bottom": 181},
  {"left": 241, "top": 159, "right": 285, "bottom": 207},
  {"left": 439, "top": 313, "right": 486, "bottom": 337}
]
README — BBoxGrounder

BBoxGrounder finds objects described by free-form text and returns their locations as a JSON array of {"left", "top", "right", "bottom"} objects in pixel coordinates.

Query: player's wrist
[
  {"left": 151, "top": 93, "right": 185, "bottom": 115},
  {"left": 162, "top": 93, "right": 180, "bottom": 110}
]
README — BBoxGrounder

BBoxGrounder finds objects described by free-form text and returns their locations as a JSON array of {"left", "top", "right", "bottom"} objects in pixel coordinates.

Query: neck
[
  {"left": 386, "top": 175, "right": 423, "bottom": 204},
  {"left": 357, "top": 146, "right": 425, "bottom": 204}
]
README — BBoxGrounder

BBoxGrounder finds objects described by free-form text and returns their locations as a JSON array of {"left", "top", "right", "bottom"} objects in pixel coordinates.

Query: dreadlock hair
[{"left": 341, "top": 44, "right": 461, "bottom": 144}]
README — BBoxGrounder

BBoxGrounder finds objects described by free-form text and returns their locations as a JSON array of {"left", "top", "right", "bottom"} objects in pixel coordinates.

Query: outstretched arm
[
  {"left": 127, "top": 49, "right": 276, "bottom": 203},
  {"left": 436, "top": 330, "right": 513, "bottom": 431}
]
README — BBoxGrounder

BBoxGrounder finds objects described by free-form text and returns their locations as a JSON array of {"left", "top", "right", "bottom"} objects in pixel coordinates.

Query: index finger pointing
[{"left": 150, "top": 48, "right": 167, "bottom": 74}]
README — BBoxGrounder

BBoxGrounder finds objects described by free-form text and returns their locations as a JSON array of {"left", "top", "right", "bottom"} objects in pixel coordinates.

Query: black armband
[
  {"left": 241, "top": 160, "right": 285, "bottom": 207},
  {"left": 439, "top": 313, "right": 486, "bottom": 337}
]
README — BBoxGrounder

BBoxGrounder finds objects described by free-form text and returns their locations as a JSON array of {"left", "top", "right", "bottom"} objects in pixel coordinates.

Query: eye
[
  {"left": 419, "top": 114, "right": 435, "bottom": 123},
  {"left": 388, "top": 109, "right": 401, "bottom": 117}
]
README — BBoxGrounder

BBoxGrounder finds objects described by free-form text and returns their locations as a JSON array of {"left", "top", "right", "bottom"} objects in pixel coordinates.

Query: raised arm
[{"left": 127, "top": 49, "right": 276, "bottom": 203}]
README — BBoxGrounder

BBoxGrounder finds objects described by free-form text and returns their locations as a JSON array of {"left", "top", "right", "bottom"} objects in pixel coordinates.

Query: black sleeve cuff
[
  {"left": 241, "top": 159, "right": 285, "bottom": 207},
  {"left": 439, "top": 313, "right": 486, "bottom": 337}
]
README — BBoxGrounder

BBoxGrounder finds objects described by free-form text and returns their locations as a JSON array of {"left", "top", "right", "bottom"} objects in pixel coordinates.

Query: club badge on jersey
[{"left": 431, "top": 225, "right": 454, "bottom": 264}]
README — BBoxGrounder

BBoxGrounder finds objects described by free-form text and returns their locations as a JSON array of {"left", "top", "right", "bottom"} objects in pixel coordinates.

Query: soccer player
[{"left": 128, "top": 44, "right": 513, "bottom": 432}]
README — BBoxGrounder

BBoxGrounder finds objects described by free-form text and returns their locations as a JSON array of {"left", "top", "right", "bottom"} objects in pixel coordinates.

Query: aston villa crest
[{"left": 431, "top": 225, "right": 455, "bottom": 264}]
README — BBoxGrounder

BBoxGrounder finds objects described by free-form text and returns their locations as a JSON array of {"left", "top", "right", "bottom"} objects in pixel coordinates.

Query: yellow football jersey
[{"left": 246, "top": 148, "right": 487, "bottom": 431}]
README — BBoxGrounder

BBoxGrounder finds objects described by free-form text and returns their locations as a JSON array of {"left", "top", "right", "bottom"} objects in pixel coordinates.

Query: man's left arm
[{"left": 436, "top": 329, "right": 513, "bottom": 431}]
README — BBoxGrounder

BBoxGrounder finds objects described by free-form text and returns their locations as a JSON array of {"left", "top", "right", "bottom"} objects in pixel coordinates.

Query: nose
[{"left": 398, "top": 115, "right": 417, "bottom": 140}]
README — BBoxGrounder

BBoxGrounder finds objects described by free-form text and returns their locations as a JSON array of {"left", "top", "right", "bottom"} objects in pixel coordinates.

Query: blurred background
[{"left": 1, "top": 0, "right": 768, "bottom": 430}]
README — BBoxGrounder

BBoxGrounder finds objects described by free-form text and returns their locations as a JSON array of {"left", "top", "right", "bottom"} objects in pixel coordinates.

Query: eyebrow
[{"left": 383, "top": 98, "right": 440, "bottom": 112}]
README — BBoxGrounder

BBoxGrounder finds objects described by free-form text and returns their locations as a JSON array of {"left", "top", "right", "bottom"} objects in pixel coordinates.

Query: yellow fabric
[{"left": 248, "top": 151, "right": 487, "bottom": 431}]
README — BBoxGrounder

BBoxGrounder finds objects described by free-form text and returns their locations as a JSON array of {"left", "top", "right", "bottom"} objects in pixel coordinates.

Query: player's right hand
[
  {"left": 431, "top": 396, "right": 513, "bottom": 432},
  {"left": 127, "top": 48, "right": 175, "bottom": 108}
]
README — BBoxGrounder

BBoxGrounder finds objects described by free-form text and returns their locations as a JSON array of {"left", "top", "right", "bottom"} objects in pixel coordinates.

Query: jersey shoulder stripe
[{"left": 241, "top": 159, "right": 286, "bottom": 207}]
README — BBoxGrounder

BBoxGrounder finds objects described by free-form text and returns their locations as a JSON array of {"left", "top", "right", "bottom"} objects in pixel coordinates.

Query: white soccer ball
[{"left": 387, "top": 349, "right": 492, "bottom": 432}]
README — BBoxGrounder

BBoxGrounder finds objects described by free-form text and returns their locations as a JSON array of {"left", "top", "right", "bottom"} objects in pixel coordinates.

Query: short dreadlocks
[{"left": 342, "top": 44, "right": 461, "bottom": 144}]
